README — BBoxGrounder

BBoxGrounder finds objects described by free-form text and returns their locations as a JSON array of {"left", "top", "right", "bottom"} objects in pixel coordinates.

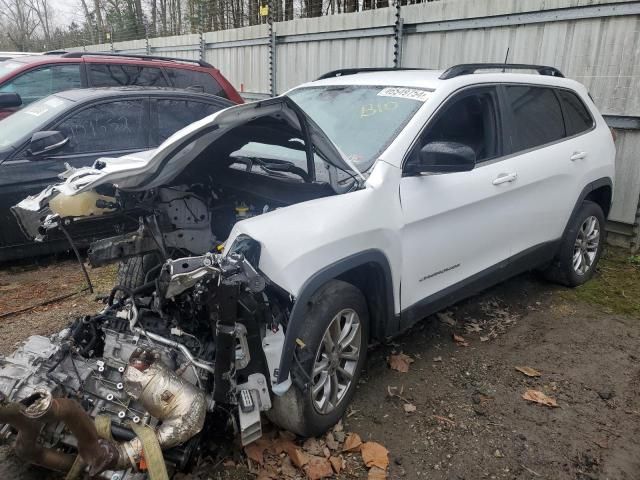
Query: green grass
[{"left": 561, "top": 247, "right": 640, "bottom": 318}]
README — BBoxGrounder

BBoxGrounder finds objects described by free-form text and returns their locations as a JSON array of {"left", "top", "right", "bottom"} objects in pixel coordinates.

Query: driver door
[{"left": 399, "top": 85, "right": 517, "bottom": 324}]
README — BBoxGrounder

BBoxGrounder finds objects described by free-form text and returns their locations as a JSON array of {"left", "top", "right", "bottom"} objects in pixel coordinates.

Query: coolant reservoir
[{"left": 49, "top": 191, "right": 116, "bottom": 217}]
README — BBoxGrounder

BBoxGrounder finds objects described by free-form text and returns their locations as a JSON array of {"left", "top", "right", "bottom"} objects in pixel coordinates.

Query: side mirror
[
  {"left": 406, "top": 141, "right": 476, "bottom": 175},
  {"left": 0, "top": 92, "right": 22, "bottom": 109},
  {"left": 26, "top": 131, "right": 69, "bottom": 158}
]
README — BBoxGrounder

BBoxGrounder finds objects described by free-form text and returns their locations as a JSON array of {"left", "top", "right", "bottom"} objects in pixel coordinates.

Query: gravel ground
[{"left": 0, "top": 248, "right": 639, "bottom": 479}]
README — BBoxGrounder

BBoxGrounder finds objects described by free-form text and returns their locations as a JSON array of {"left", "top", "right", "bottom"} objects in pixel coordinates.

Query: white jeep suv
[{"left": 7, "top": 64, "right": 614, "bottom": 475}]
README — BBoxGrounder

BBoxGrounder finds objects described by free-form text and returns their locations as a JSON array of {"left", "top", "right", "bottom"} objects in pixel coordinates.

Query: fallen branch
[
  {"left": 0, "top": 287, "right": 90, "bottom": 319},
  {"left": 432, "top": 415, "right": 456, "bottom": 426},
  {"left": 520, "top": 464, "right": 541, "bottom": 477}
]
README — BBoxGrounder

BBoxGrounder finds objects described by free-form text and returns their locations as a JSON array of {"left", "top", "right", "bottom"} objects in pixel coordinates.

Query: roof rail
[
  {"left": 317, "top": 67, "right": 421, "bottom": 80},
  {"left": 60, "top": 51, "right": 214, "bottom": 68},
  {"left": 43, "top": 50, "right": 68, "bottom": 55},
  {"left": 440, "top": 63, "right": 564, "bottom": 80}
]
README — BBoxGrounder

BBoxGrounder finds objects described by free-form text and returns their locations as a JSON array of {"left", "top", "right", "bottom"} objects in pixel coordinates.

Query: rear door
[{"left": 498, "top": 84, "right": 595, "bottom": 257}]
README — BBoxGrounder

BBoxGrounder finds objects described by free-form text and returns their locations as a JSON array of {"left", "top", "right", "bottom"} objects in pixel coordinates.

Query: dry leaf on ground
[
  {"left": 280, "top": 457, "right": 298, "bottom": 478},
  {"left": 325, "top": 432, "right": 339, "bottom": 451},
  {"left": 329, "top": 455, "right": 345, "bottom": 474},
  {"left": 286, "top": 446, "right": 309, "bottom": 468},
  {"left": 388, "top": 353, "right": 414, "bottom": 373},
  {"left": 343, "top": 432, "right": 362, "bottom": 452},
  {"left": 452, "top": 333, "right": 469, "bottom": 347},
  {"left": 368, "top": 466, "right": 388, "bottom": 480},
  {"left": 403, "top": 403, "right": 417, "bottom": 413},
  {"left": 302, "top": 437, "right": 325, "bottom": 456},
  {"left": 361, "top": 442, "right": 389, "bottom": 470},
  {"left": 304, "top": 455, "right": 334, "bottom": 480},
  {"left": 244, "top": 443, "right": 265, "bottom": 465},
  {"left": 515, "top": 366, "right": 542, "bottom": 377},
  {"left": 522, "top": 389, "right": 559, "bottom": 407}
]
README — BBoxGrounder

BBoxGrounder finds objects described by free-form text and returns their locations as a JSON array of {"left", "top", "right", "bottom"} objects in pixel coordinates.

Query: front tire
[
  {"left": 543, "top": 200, "right": 605, "bottom": 287},
  {"left": 267, "top": 280, "right": 369, "bottom": 437},
  {"left": 116, "top": 253, "right": 162, "bottom": 290}
]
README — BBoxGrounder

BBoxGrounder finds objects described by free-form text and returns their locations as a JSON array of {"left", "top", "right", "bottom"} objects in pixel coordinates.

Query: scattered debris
[
  {"left": 433, "top": 356, "right": 443, "bottom": 362},
  {"left": 494, "top": 449, "right": 504, "bottom": 458},
  {"left": 388, "top": 353, "right": 414, "bottom": 372},
  {"left": 515, "top": 366, "right": 542, "bottom": 377},
  {"left": 403, "top": 403, "right": 417, "bottom": 413},
  {"left": 522, "top": 389, "right": 559, "bottom": 408},
  {"left": 452, "top": 333, "right": 469, "bottom": 347},
  {"left": 437, "top": 311, "right": 457, "bottom": 326}
]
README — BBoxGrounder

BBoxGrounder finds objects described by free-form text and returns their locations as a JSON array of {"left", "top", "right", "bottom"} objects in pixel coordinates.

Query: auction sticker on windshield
[{"left": 377, "top": 87, "right": 432, "bottom": 102}]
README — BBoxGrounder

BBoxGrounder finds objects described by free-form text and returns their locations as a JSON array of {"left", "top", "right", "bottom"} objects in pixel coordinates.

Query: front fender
[{"left": 273, "top": 249, "right": 395, "bottom": 386}]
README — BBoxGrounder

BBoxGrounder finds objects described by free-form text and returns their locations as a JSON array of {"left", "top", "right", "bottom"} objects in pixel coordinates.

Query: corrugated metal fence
[{"left": 72, "top": 0, "right": 640, "bottom": 248}]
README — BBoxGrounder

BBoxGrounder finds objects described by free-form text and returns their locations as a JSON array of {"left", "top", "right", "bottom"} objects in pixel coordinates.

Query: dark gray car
[{"left": 0, "top": 87, "right": 233, "bottom": 261}]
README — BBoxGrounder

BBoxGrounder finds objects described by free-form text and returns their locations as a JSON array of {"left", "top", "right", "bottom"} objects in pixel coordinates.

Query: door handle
[
  {"left": 570, "top": 151, "right": 587, "bottom": 161},
  {"left": 492, "top": 172, "right": 518, "bottom": 185}
]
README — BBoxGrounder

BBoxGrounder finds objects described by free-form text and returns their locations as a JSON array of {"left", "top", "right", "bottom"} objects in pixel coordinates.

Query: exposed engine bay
[
  {"left": 0, "top": 248, "right": 288, "bottom": 479},
  {"left": 2, "top": 175, "right": 323, "bottom": 479}
]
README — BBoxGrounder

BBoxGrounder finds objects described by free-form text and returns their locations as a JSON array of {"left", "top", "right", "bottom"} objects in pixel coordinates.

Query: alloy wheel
[
  {"left": 573, "top": 215, "right": 600, "bottom": 275},
  {"left": 311, "top": 308, "right": 361, "bottom": 414}
]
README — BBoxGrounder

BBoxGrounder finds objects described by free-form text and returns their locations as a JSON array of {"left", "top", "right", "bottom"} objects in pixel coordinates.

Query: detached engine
[{"left": 0, "top": 251, "right": 285, "bottom": 479}]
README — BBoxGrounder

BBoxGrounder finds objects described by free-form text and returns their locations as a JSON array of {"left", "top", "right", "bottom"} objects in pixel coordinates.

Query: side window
[
  {"left": 156, "top": 99, "right": 225, "bottom": 143},
  {"left": 415, "top": 87, "right": 500, "bottom": 163},
  {"left": 165, "top": 68, "right": 226, "bottom": 98},
  {"left": 556, "top": 90, "right": 594, "bottom": 136},
  {"left": 504, "top": 86, "right": 565, "bottom": 152},
  {"left": 0, "top": 65, "right": 81, "bottom": 106},
  {"left": 55, "top": 100, "right": 147, "bottom": 154},
  {"left": 89, "top": 64, "right": 168, "bottom": 87}
]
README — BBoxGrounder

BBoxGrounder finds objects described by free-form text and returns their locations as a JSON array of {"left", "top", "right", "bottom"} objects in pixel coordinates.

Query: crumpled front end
[{"left": 0, "top": 250, "right": 288, "bottom": 479}]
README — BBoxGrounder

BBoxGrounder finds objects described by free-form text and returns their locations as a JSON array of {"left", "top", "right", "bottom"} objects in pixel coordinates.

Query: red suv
[{"left": 0, "top": 52, "right": 243, "bottom": 119}]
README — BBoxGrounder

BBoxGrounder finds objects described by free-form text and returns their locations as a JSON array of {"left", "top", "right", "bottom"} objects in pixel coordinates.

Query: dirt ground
[{"left": 0, "top": 248, "right": 639, "bottom": 479}]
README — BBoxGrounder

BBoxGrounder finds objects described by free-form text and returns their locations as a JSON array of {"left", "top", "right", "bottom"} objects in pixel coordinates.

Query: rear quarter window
[
  {"left": 556, "top": 89, "right": 594, "bottom": 136},
  {"left": 89, "top": 64, "right": 168, "bottom": 87},
  {"left": 165, "top": 68, "right": 226, "bottom": 98},
  {"left": 504, "top": 85, "right": 565, "bottom": 152}
]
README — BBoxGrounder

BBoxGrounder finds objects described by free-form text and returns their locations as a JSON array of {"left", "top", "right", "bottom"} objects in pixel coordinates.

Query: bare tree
[
  {"left": 0, "top": 0, "right": 40, "bottom": 50},
  {"left": 25, "top": 0, "right": 53, "bottom": 45}
]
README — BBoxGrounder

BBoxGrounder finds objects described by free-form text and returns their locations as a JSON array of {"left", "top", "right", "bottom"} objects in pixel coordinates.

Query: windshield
[
  {"left": 0, "top": 95, "right": 72, "bottom": 149},
  {"left": 287, "top": 85, "right": 430, "bottom": 171}
]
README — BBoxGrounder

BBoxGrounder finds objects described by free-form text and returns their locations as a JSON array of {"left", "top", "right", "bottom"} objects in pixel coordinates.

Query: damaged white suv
[{"left": 4, "top": 64, "right": 614, "bottom": 478}]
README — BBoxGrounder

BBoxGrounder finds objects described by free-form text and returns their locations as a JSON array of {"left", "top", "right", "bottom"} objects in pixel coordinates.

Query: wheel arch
[
  {"left": 584, "top": 182, "right": 613, "bottom": 219},
  {"left": 567, "top": 177, "right": 613, "bottom": 231},
  {"left": 275, "top": 249, "right": 396, "bottom": 385}
]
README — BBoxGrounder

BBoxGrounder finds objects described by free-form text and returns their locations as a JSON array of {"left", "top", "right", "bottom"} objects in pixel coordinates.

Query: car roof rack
[
  {"left": 60, "top": 51, "right": 214, "bottom": 68},
  {"left": 317, "top": 67, "right": 422, "bottom": 80},
  {"left": 43, "top": 50, "right": 69, "bottom": 55},
  {"left": 439, "top": 63, "right": 564, "bottom": 80}
]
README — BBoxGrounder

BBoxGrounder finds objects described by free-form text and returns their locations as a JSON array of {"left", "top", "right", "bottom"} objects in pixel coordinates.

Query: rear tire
[
  {"left": 116, "top": 253, "right": 161, "bottom": 289},
  {"left": 267, "top": 280, "right": 369, "bottom": 437},
  {"left": 543, "top": 200, "right": 605, "bottom": 287}
]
